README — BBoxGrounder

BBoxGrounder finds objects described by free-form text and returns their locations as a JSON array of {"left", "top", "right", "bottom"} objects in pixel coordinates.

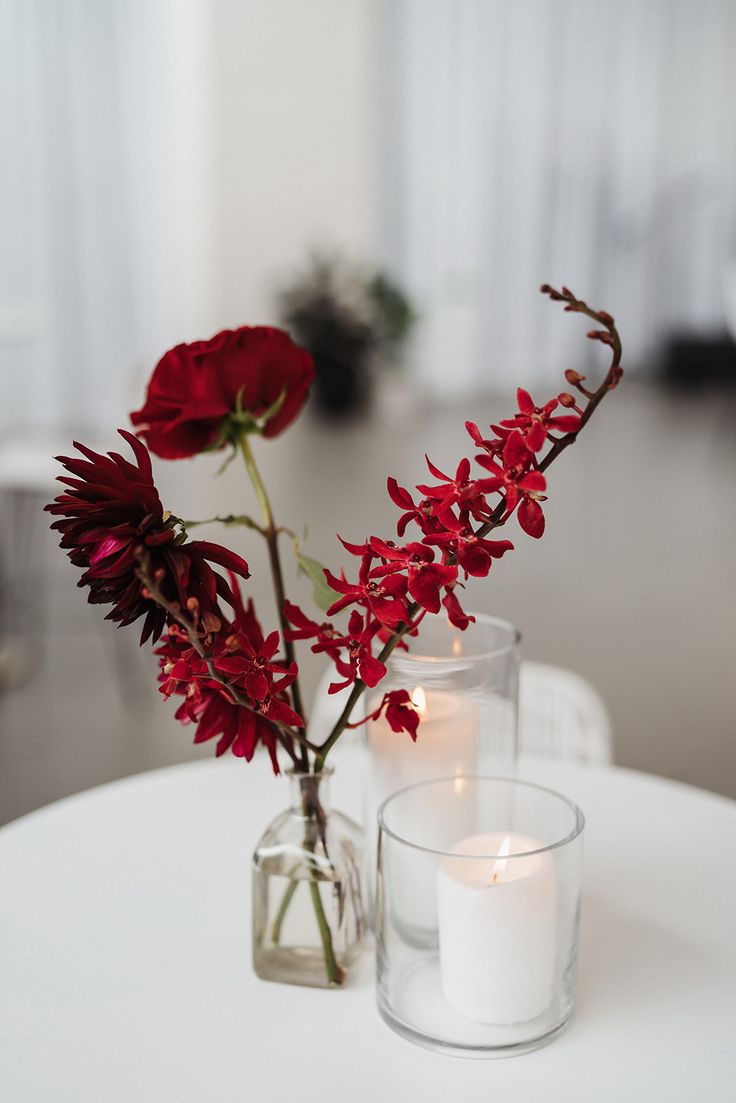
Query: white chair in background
[{"left": 519, "top": 661, "right": 613, "bottom": 765}]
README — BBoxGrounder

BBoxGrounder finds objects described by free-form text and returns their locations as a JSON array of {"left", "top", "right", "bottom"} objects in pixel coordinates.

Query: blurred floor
[{"left": 1, "top": 378, "right": 735, "bottom": 824}]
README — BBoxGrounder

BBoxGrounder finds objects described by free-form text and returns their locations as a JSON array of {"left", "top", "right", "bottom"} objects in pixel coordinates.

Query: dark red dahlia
[{"left": 45, "top": 430, "right": 250, "bottom": 643}]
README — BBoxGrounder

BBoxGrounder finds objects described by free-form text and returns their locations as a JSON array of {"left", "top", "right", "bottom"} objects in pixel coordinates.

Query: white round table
[{"left": 1, "top": 754, "right": 735, "bottom": 1102}]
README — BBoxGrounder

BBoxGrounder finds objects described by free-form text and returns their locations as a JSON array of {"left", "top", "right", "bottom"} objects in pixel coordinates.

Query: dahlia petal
[
  {"left": 188, "top": 541, "right": 250, "bottom": 579},
  {"left": 117, "top": 429, "right": 154, "bottom": 481},
  {"left": 195, "top": 696, "right": 229, "bottom": 743}
]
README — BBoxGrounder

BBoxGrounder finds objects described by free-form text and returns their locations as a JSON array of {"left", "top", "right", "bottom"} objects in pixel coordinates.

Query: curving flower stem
[
  {"left": 314, "top": 286, "right": 623, "bottom": 770},
  {"left": 239, "top": 434, "right": 309, "bottom": 769},
  {"left": 237, "top": 435, "right": 345, "bottom": 980}
]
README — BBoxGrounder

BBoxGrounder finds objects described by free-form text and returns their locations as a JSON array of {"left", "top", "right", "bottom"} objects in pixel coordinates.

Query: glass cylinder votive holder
[
  {"left": 363, "top": 614, "right": 520, "bottom": 918},
  {"left": 376, "top": 777, "right": 584, "bottom": 1058}
]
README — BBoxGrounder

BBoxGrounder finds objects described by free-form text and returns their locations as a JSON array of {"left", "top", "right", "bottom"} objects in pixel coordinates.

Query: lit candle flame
[
  {"left": 491, "top": 835, "right": 512, "bottom": 884},
  {"left": 452, "top": 636, "right": 462, "bottom": 657},
  {"left": 410, "top": 685, "right": 427, "bottom": 716}
]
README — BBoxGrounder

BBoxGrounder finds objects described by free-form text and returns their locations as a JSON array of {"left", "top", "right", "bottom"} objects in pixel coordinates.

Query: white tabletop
[{"left": 1, "top": 753, "right": 735, "bottom": 1102}]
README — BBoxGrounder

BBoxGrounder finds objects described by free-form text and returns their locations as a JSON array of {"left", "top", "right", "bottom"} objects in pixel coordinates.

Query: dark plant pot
[{"left": 312, "top": 354, "right": 371, "bottom": 417}]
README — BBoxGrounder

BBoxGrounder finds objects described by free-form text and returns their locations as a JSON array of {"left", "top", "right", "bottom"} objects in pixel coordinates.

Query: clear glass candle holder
[
  {"left": 376, "top": 776, "right": 584, "bottom": 1057},
  {"left": 363, "top": 614, "right": 519, "bottom": 915}
]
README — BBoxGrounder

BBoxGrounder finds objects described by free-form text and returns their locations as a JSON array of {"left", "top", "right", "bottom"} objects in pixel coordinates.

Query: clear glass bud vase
[{"left": 252, "top": 768, "right": 364, "bottom": 988}]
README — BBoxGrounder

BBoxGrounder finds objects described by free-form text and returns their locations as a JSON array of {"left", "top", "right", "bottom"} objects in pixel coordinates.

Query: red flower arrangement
[{"left": 47, "top": 284, "right": 623, "bottom": 776}]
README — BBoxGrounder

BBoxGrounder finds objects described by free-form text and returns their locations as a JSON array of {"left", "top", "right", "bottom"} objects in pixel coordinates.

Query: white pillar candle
[{"left": 437, "top": 832, "right": 556, "bottom": 1024}]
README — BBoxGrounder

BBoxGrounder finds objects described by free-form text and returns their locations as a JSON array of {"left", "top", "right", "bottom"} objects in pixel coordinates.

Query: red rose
[{"left": 131, "top": 326, "right": 314, "bottom": 459}]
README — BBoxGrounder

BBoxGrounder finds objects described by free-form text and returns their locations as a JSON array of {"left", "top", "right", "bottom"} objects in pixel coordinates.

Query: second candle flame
[{"left": 410, "top": 686, "right": 427, "bottom": 716}]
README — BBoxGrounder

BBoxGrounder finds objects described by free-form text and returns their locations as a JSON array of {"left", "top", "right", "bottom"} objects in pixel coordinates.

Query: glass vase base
[
  {"left": 253, "top": 945, "right": 348, "bottom": 989},
  {"left": 377, "top": 958, "right": 574, "bottom": 1058}
]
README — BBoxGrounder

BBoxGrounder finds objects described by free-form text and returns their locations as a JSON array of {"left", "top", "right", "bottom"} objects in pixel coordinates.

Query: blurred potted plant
[{"left": 277, "top": 253, "right": 416, "bottom": 416}]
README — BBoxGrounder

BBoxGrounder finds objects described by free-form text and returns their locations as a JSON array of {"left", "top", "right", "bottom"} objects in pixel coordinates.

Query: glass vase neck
[{"left": 287, "top": 767, "right": 334, "bottom": 814}]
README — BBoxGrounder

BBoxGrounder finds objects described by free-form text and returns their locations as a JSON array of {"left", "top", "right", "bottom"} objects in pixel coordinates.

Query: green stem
[
  {"left": 308, "top": 877, "right": 344, "bottom": 986},
  {"left": 239, "top": 434, "right": 309, "bottom": 768},
  {"left": 271, "top": 876, "right": 299, "bottom": 944}
]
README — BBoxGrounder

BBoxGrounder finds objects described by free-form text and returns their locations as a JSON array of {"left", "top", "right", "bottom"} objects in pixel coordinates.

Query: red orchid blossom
[
  {"left": 386, "top": 477, "right": 444, "bottom": 538},
  {"left": 474, "top": 429, "right": 547, "bottom": 538},
  {"left": 423, "top": 518, "right": 514, "bottom": 578},
  {"left": 324, "top": 541, "right": 409, "bottom": 628},
  {"left": 361, "top": 688, "right": 421, "bottom": 740},
  {"left": 416, "top": 456, "right": 500, "bottom": 525},
  {"left": 368, "top": 538, "right": 458, "bottom": 614},
  {"left": 156, "top": 589, "right": 303, "bottom": 773},
  {"left": 493, "top": 388, "right": 581, "bottom": 452},
  {"left": 284, "top": 601, "right": 386, "bottom": 693}
]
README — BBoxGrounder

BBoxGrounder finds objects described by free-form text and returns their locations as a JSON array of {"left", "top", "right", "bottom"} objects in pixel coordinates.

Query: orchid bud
[
  {"left": 557, "top": 392, "right": 576, "bottom": 407},
  {"left": 540, "top": 283, "right": 563, "bottom": 301},
  {"left": 202, "top": 611, "right": 221, "bottom": 634},
  {"left": 565, "top": 369, "right": 584, "bottom": 385}
]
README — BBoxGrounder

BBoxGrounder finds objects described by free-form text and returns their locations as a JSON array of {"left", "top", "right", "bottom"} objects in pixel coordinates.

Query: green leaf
[
  {"left": 297, "top": 554, "right": 339, "bottom": 613},
  {"left": 260, "top": 387, "right": 287, "bottom": 426}
]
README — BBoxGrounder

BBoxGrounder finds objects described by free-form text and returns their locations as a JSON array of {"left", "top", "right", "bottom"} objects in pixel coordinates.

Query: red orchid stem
[
  {"left": 239, "top": 433, "right": 310, "bottom": 769},
  {"left": 315, "top": 285, "right": 622, "bottom": 769}
]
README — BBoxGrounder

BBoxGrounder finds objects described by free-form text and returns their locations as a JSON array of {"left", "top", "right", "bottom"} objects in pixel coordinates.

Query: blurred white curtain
[
  {"left": 0, "top": 0, "right": 215, "bottom": 435},
  {"left": 384, "top": 0, "right": 736, "bottom": 394}
]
